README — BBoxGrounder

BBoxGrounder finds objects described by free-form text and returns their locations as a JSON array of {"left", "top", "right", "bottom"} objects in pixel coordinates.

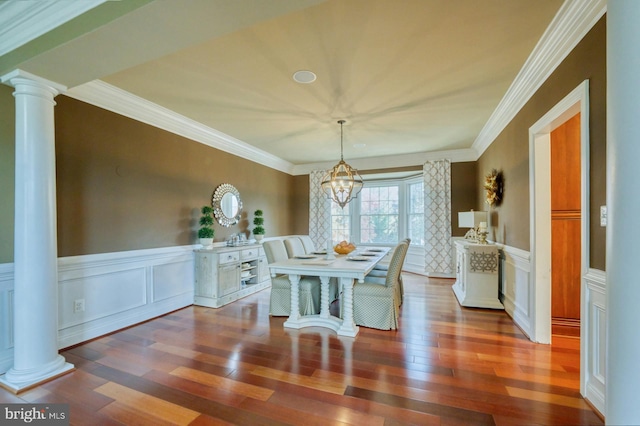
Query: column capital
[{"left": 1, "top": 69, "right": 67, "bottom": 96}]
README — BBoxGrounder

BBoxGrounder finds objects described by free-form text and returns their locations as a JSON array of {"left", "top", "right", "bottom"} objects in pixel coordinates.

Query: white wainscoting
[
  {"left": 404, "top": 245, "right": 426, "bottom": 276},
  {"left": 497, "top": 243, "right": 607, "bottom": 415},
  {"left": 498, "top": 244, "right": 533, "bottom": 338},
  {"left": 0, "top": 263, "right": 15, "bottom": 374},
  {"left": 583, "top": 268, "right": 606, "bottom": 415},
  {"left": 0, "top": 245, "right": 197, "bottom": 374}
]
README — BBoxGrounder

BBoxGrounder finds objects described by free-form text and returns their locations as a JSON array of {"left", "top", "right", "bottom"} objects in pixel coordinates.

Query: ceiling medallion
[{"left": 321, "top": 120, "right": 364, "bottom": 209}]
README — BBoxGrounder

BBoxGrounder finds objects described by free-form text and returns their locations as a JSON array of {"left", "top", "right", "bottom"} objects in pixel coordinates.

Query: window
[
  {"left": 328, "top": 175, "right": 424, "bottom": 246},
  {"left": 359, "top": 185, "right": 399, "bottom": 244},
  {"left": 330, "top": 202, "right": 350, "bottom": 243}
]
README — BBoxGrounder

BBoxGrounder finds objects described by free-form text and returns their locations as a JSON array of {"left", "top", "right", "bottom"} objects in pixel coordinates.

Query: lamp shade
[{"left": 458, "top": 211, "right": 487, "bottom": 228}]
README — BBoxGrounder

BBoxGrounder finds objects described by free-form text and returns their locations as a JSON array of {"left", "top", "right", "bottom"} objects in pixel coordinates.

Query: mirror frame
[{"left": 212, "top": 183, "right": 243, "bottom": 227}]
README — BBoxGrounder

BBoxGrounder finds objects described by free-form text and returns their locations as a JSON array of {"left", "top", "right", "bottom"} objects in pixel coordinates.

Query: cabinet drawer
[
  {"left": 219, "top": 251, "right": 240, "bottom": 264},
  {"left": 241, "top": 248, "right": 259, "bottom": 260}
]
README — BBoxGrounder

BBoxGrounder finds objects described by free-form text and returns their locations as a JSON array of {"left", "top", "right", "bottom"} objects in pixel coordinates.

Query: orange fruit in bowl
[{"left": 334, "top": 240, "right": 356, "bottom": 254}]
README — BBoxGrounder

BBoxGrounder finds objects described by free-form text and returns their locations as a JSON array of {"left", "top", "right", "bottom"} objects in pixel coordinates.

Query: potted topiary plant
[
  {"left": 253, "top": 209, "right": 265, "bottom": 242},
  {"left": 198, "top": 206, "right": 215, "bottom": 248}
]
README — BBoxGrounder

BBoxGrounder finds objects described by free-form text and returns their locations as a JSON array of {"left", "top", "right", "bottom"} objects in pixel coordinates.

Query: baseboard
[{"left": 552, "top": 317, "right": 581, "bottom": 337}]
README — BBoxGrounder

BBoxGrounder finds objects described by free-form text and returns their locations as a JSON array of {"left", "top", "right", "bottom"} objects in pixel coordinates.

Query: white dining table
[{"left": 268, "top": 248, "right": 390, "bottom": 337}]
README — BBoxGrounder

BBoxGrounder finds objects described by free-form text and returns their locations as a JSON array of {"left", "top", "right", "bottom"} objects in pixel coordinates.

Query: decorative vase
[
  {"left": 199, "top": 238, "right": 213, "bottom": 248},
  {"left": 254, "top": 235, "right": 264, "bottom": 243}
]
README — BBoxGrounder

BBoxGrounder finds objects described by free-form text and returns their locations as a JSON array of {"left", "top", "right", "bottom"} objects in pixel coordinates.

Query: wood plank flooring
[{"left": 0, "top": 274, "right": 603, "bottom": 425}]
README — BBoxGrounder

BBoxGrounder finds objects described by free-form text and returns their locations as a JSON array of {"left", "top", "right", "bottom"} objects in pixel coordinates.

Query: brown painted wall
[
  {"left": 451, "top": 162, "right": 479, "bottom": 236},
  {"left": 291, "top": 175, "right": 310, "bottom": 234},
  {"left": 289, "top": 162, "right": 478, "bottom": 237},
  {"left": 0, "top": 85, "right": 15, "bottom": 263},
  {"left": 477, "top": 16, "right": 606, "bottom": 270},
  {"left": 54, "top": 96, "right": 296, "bottom": 256}
]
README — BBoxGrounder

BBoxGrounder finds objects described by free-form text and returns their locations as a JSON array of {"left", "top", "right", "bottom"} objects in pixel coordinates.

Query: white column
[
  {"left": 0, "top": 70, "right": 73, "bottom": 392},
  {"left": 606, "top": 2, "right": 640, "bottom": 423}
]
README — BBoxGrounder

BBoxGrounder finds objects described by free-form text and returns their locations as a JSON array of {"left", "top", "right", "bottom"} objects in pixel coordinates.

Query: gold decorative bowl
[{"left": 334, "top": 244, "right": 356, "bottom": 255}]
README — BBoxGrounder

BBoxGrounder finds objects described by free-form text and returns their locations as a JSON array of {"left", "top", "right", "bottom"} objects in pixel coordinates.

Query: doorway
[
  {"left": 550, "top": 113, "right": 582, "bottom": 338},
  {"left": 529, "top": 80, "right": 589, "bottom": 395}
]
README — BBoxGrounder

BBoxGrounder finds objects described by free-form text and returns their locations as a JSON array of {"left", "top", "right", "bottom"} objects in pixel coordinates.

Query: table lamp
[{"left": 458, "top": 211, "right": 488, "bottom": 243}]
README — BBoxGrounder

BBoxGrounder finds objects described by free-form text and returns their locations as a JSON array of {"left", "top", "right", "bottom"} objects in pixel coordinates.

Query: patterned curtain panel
[
  {"left": 423, "top": 159, "right": 452, "bottom": 274},
  {"left": 309, "top": 170, "right": 331, "bottom": 249}
]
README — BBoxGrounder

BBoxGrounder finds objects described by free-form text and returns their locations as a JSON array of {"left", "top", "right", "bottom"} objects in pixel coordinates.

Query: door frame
[{"left": 529, "top": 80, "right": 589, "bottom": 389}]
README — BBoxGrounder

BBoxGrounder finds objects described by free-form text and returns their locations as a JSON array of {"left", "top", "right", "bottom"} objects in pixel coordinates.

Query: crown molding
[
  {"left": 472, "top": 0, "right": 606, "bottom": 157},
  {"left": 64, "top": 0, "right": 606, "bottom": 176},
  {"left": 0, "top": 0, "right": 107, "bottom": 57},
  {"left": 68, "top": 80, "right": 476, "bottom": 176},
  {"left": 291, "top": 148, "right": 478, "bottom": 176},
  {"left": 66, "top": 80, "right": 295, "bottom": 174}
]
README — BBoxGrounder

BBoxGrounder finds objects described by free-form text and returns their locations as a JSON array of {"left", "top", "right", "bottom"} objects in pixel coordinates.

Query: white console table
[
  {"left": 452, "top": 240, "right": 504, "bottom": 309},
  {"left": 194, "top": 244, "right": 271, "bottom": 308}
]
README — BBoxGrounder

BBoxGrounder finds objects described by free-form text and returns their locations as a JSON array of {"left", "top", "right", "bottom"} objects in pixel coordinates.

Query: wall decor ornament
[
  {"left": 484, "top": 169, "right": 504, "bottom": 206},
  {"left": 212, "top": 183, "right": 242, "bottom": 227}
]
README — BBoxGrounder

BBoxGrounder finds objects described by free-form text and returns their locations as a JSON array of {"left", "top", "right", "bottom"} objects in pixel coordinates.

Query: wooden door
[{"left": 550, "top": 113, "right": 581, "bottom": 337}]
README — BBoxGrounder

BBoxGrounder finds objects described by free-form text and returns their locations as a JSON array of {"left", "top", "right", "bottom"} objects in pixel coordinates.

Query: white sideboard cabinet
[
  {"left": 452, "top": 240, "right": 504, "bottom": 309},
  {"left": 194, "top": 244, "right": 271, "bottom": 308}
]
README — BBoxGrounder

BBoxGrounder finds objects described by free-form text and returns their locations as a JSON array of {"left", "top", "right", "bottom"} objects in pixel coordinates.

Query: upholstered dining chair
[
  {"left": 352, "top": 240, "right": 409, "bottom": 330},
  {"left": 283, "top": 237, "right": 306, "bottom": 258},
  {"left": 366, "top": 238, "right": 410, "bottom": 305},
  {"left": 263, "top": 239, "right": 321, "bottom": 316},
  {"left": 298, "top": 235, "right": 316, "bottom": 254},
  {"left": 283, "top": 237, "right": 339, "bottom": 302}
]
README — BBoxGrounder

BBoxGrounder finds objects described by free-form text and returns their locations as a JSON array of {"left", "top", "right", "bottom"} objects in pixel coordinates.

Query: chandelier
[{"left": 321, "top": 120, "right": 364, "bottom": 209}]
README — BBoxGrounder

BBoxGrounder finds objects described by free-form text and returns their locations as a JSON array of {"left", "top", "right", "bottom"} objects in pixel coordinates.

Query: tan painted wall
[
  {"left": 54, "top": 96, "right": 296, "bottom": 256},
  {"left": 477, "top": 16, "right": 606, "bottom": 270}
]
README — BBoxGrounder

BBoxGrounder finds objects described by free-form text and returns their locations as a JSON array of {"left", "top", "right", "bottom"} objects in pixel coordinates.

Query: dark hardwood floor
[{"left": 0, "top": 274, "right": 603, "bottom": 425}]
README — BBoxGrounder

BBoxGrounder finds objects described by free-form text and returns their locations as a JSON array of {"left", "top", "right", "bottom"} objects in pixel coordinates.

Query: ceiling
[{"left": 1, "top": 0, "right": 566, "bottom": 173}]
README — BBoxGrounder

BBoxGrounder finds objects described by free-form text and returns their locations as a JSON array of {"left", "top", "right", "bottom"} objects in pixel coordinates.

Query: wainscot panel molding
[
  {"left": 584, "top": 268, "right": 606, "bottom": 416},
  {"left": 0, "top": 245, "right": 197, "bottom": 374},
  {"left": 0, "top": 263, "right": 15, "bottom": 374},
  {"left": 497, "top": 244, "right": 606, "bottom": 414},
  {"left": 497, "top": 243, "right": 533, "bottom": 339}
]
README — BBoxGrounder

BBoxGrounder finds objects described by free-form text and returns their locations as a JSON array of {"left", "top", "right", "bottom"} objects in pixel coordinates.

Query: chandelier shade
[{"left": 321, "top": 120, "right": 364, "bottom": 209}]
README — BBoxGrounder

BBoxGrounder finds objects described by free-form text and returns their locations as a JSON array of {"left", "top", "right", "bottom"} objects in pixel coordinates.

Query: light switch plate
[{"left": 600, "top": 205, "right": 607, "bottom": 227}]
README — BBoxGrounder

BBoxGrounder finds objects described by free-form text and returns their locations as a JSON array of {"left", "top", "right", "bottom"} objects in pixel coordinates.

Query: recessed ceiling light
[
  {"left": 353, "top": 143, "right": 366, "bottom": 148},
  {"left": 292, "top": 70, "right": 317, "bottom": 84}
]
